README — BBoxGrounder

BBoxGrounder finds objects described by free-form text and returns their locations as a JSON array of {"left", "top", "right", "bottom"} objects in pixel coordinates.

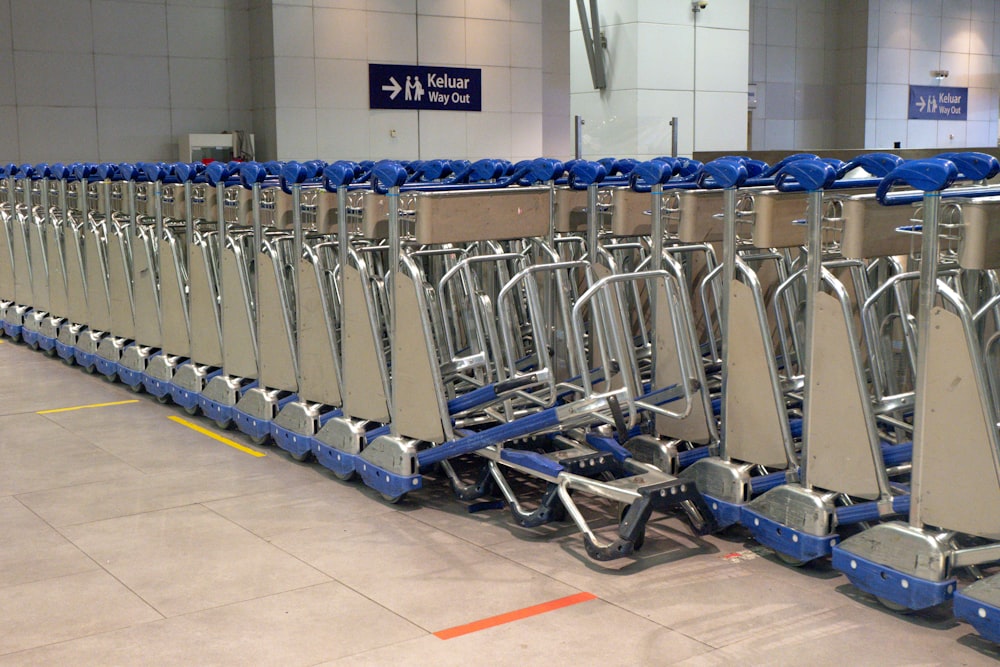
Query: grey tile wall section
[
  {"left": 0, "top": 0, "right": 254, "bottom": 163},
  {"left": 751, "top": 0, "right": 999, "bottom": 151}
]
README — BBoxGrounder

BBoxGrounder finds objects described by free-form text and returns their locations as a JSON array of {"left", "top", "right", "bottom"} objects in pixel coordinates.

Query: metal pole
[
  {"left": 719, "top": 186, "right": 736, "bottom": 459},
  {"left": 575, "top": 116, "right": 584, "bottom": 160},
  {"left": 909, "top": 191, "right": 940, "bottom": 530},
  {"left": 670, "top": 117, "right": 679, "bottom": 158}
]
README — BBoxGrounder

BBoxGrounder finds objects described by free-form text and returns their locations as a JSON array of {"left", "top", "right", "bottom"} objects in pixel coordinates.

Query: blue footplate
[
  {"left": 741, "top": 506, "right": 838, "bottom": 562},
  {"left": 358, "top": 461, "right": 422, "bottom": 500},
  {"left": 831, "top": 546, "right": 956, "bottom": 610},
  {"left": 55, "top": 340, "right": 75, "bottom": 362},
  {"left": 703, "top": 493, "right": 744, "bottom": 529},
  {"left": 954, "top": 587, "right": 1000, "bottom": 644},
  {"left": 94, "top": 356, "right": 118, "bottom": 378},
  {"left": 117, "top": 365, "right": 144, "bottom": 388}
]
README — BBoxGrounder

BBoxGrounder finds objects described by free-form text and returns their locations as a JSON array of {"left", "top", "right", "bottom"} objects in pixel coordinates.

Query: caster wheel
[
  {"left": 183, "top": 404, "right": 199, "bottom": 416},
  {"left": 250, "top": 434, "right": 270, "bottom": 446},
  {"left": 155, "top": 394, "right": 170, "bottom": 404},
  {"left": 776, "top": 551, "right": 808, "bottom": 567},
  {"left": 61, "top": 357, "right": 76, "bottom": 367},
  {"left": 81, "top": 364, "right": 96, "bottom": 375},
  {"left": 214, "top": 419, "right": 231, "bottom": 430},
  {"left": 380, "top": 492, "right": 406, "bottom": 504},
  {"left": 103, "top": 374, "right": 118, "bottom": 383},
  {"left": 876, "top": 596, "right": 912, "bottom": 613},
  {"left": 28, "top": 341, "right": 39, "bottom": 351},
  {"left": 126, "top": 383, "right": 143, "bottom": 394},
  {"left": 290, "top": 450, "right": 311, "bottom": 462},
  {"left": 43, "top": 347, "right": 57, "bottom": 358},
  {"left": 333, "top": 470, "right": 356, "bottom": 482}
]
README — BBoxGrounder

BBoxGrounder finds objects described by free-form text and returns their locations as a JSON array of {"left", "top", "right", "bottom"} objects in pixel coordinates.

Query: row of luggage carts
[{"left": 0, "top": 152, "right": 997, "bottom": 645}]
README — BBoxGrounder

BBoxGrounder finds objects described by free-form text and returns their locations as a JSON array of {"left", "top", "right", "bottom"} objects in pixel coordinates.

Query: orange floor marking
[{"left": 433, "top": 592, "right": 597, "bottom": 640}]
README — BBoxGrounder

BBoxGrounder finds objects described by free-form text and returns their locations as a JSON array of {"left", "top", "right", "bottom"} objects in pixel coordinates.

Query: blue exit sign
[
  {"left": 908, "top": 85, "right": 968, "bottom": 120},
  {"left": 368, "top": 64, "right": 482, "bottom": 112}
]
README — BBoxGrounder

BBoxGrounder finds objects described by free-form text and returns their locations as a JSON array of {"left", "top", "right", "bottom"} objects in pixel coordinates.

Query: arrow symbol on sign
[
  {"left": 382, "top": 76, "right": 402, "bottom": 100},
  {"left": 917, "top": 96, "right": 926, "bottom": 112}
]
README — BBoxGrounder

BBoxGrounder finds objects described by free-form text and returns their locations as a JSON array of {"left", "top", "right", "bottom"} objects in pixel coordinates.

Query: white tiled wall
[
  {"left": 0, "top": 0, "right": 566, "bottom": 163},
  {"left": 752, "top": 0, "right": 1000, "bottom": 151},
  {"left": 749, "top": 0, "right": 850, "bottom": 151},
  {"left": 865, "top": 0, "right": 999, "bottom": 149},
  {"left": 0, "top": 0, "right": 254, "bottom": 164},
  {"left": 570, "top": 0, "right": 750, "bottom": 160},
  {"left": 268, "top": 0, "right": 562, "bottom": 161}
]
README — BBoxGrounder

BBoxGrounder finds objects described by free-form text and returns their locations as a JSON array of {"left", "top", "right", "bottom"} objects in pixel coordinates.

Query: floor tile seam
[
  {"left": 32, "top": 410, "right": 148, "bottom": 474},
  {"left": 0, "top": 565, "right": 166, "bottom": 622},
  {"left": 239, "top": 510, "right": 438, "bottom": 637},
  {"left": 402, "top": 507, "right": 595, "bottom": 593},
  {"left": 13, "top": 460, "right": 310, "bottom": 523},
  {"left": 197, "top": 500, "right": 343, "bottom": 583},
  {"left": 579, "top": 593, "right": 718, "bottom": 653}
]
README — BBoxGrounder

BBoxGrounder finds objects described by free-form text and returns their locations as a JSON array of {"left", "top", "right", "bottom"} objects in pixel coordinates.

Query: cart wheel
[
  {"left": 102, "top": 373, "right": 117, "bottom": 383},
  {"left": 876, "top": 596, "right": 912, "bottom": 613},
  {"left": 43, "top": 347, "right": 56, "bottom": 357},
  {"left": 213, "top": 419, "right": 231, "bottom": 430},
  {"left": 155, "top": 394, "right": 170, "bottom": 404},
  {"left": 775, "top": 551, "right": 808, "bottom": 567},
  {"left": 333, "top": 470, "right": 356, "bottom": 482},
  {"left": 183, "top": 404, "right": 199, "bottom": 416},
  {"left": 126, "top": 383, "right": 143, "bottom": 394},
  {"left": 380, "top": 492, "right": 406, "bottom": 504},
  {"left": 290, "top": 450, "right": 311, "bottom": 462},
  {"left": 250, "top": 434, "right": 270, "bottom": 446},
  {"left": 81, "top": 364, "right": 96, "bottom": 374}
]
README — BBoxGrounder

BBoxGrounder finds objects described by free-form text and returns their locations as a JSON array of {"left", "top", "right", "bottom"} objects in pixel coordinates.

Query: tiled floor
[{"left": 1, "top": 339, "right": 998, "bottom": 666}]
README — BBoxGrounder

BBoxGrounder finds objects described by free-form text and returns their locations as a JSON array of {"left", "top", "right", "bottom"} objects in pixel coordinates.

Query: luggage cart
[
  {"left": 144, "top": 163, "right": 201, "bottom": 399},
  {"left": 3, "top": 165, "right": 37, "bottom": 342},
  {"left": 117, "top": 163, "right": 165, "bottom": 390},
  {"left": 198, "top": 162, "right": 265, "bottom": 429},
  {"left": 231, "top": 162, "right": 305, "bottom": 443},
  {"left": 831, "top": 154, "right": 1000, "bottom": 614},
  {"left": 271, "top": 162, "right": 353, "bottom": 460},
  {"left": 170, "top": 163, "right": 233, "bottom": 412},
  {"left": 740, "top": 155, "right": 919, "bottom": 564},
  {"left": 38, "top": 164, "right": 73, "bottom": 356},
  {"left": 54, "top": 166, "right": 92, "bottom": 365},
  {"left": 355, "top": 160, "right": 715, "bottom": 560}
]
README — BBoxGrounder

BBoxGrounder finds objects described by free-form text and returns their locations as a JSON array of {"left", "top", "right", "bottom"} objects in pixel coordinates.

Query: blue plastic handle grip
[
  {"left": 31, "top": 163, "right": 51, "bottom": 179},
  {"left": 935, "top": 151, "right": 1000, "bottom": 181},
  {"left": 876, "top": 158, "right": 958, "bottom": 203},
  {"left": 322, "top": 161, "right": 356, "bottom": 190},
  {"left": 372, "top": 160, "right": 408, "bottom": 192},
  {"left": 631, "top": 159, "right": 673, "bottom": 189},
  {"left": 96, "top": 163, "right": 116, "bottom": 180},
  {"left": 171, "top": 162, "right": 194, "bottom": 183},
  {"left": 774, "top": 158, "right": 837, "bottom": 192},
  {"left": 700, "top": 157, "right": 748, "bottom": 189},
  {"left": 568, "top": 160, "right": 606, "bottom": 189},
  {"left": 138, "top": 162, "right": 164, "bottom": 182},
  {"left": 115, "top": 163, "right": 135, "bottom": 181},
  {"left": 239, "top": 161, "right": 267, "bottom": 189},
  {"left": 280, "top": 161, "right": 309, "bottom": 193},
  {"left": 841, "top": 152, "right": 903, "bottom": 178},
  {"left": 49, "top": 163, "right": 69, "bottom": 180},
  {"left": 16, "top": 163, "right": 33, "bottom": 179},
  {"left": 528, "top": 158, "right": 563, "bottom": 183},
  {"left": 469, "top": 158, "right": 503, "bottom": 182},
  {"left": 203, "top": 161, "right": 227, "bottom": 187}
]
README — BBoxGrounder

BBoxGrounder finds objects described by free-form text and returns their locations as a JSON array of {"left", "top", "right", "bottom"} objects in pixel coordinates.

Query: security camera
[{"left": 692, "top": 0, "right": 708, "bottom": 11}]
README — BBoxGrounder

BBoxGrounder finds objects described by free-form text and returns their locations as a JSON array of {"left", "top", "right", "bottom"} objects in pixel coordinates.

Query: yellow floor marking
[
  {"left": 37, "top": 399, "right": 140, "bottom": 414},
  {"left": 168, "top": 415, "right": 267, "bottom": 458}
]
